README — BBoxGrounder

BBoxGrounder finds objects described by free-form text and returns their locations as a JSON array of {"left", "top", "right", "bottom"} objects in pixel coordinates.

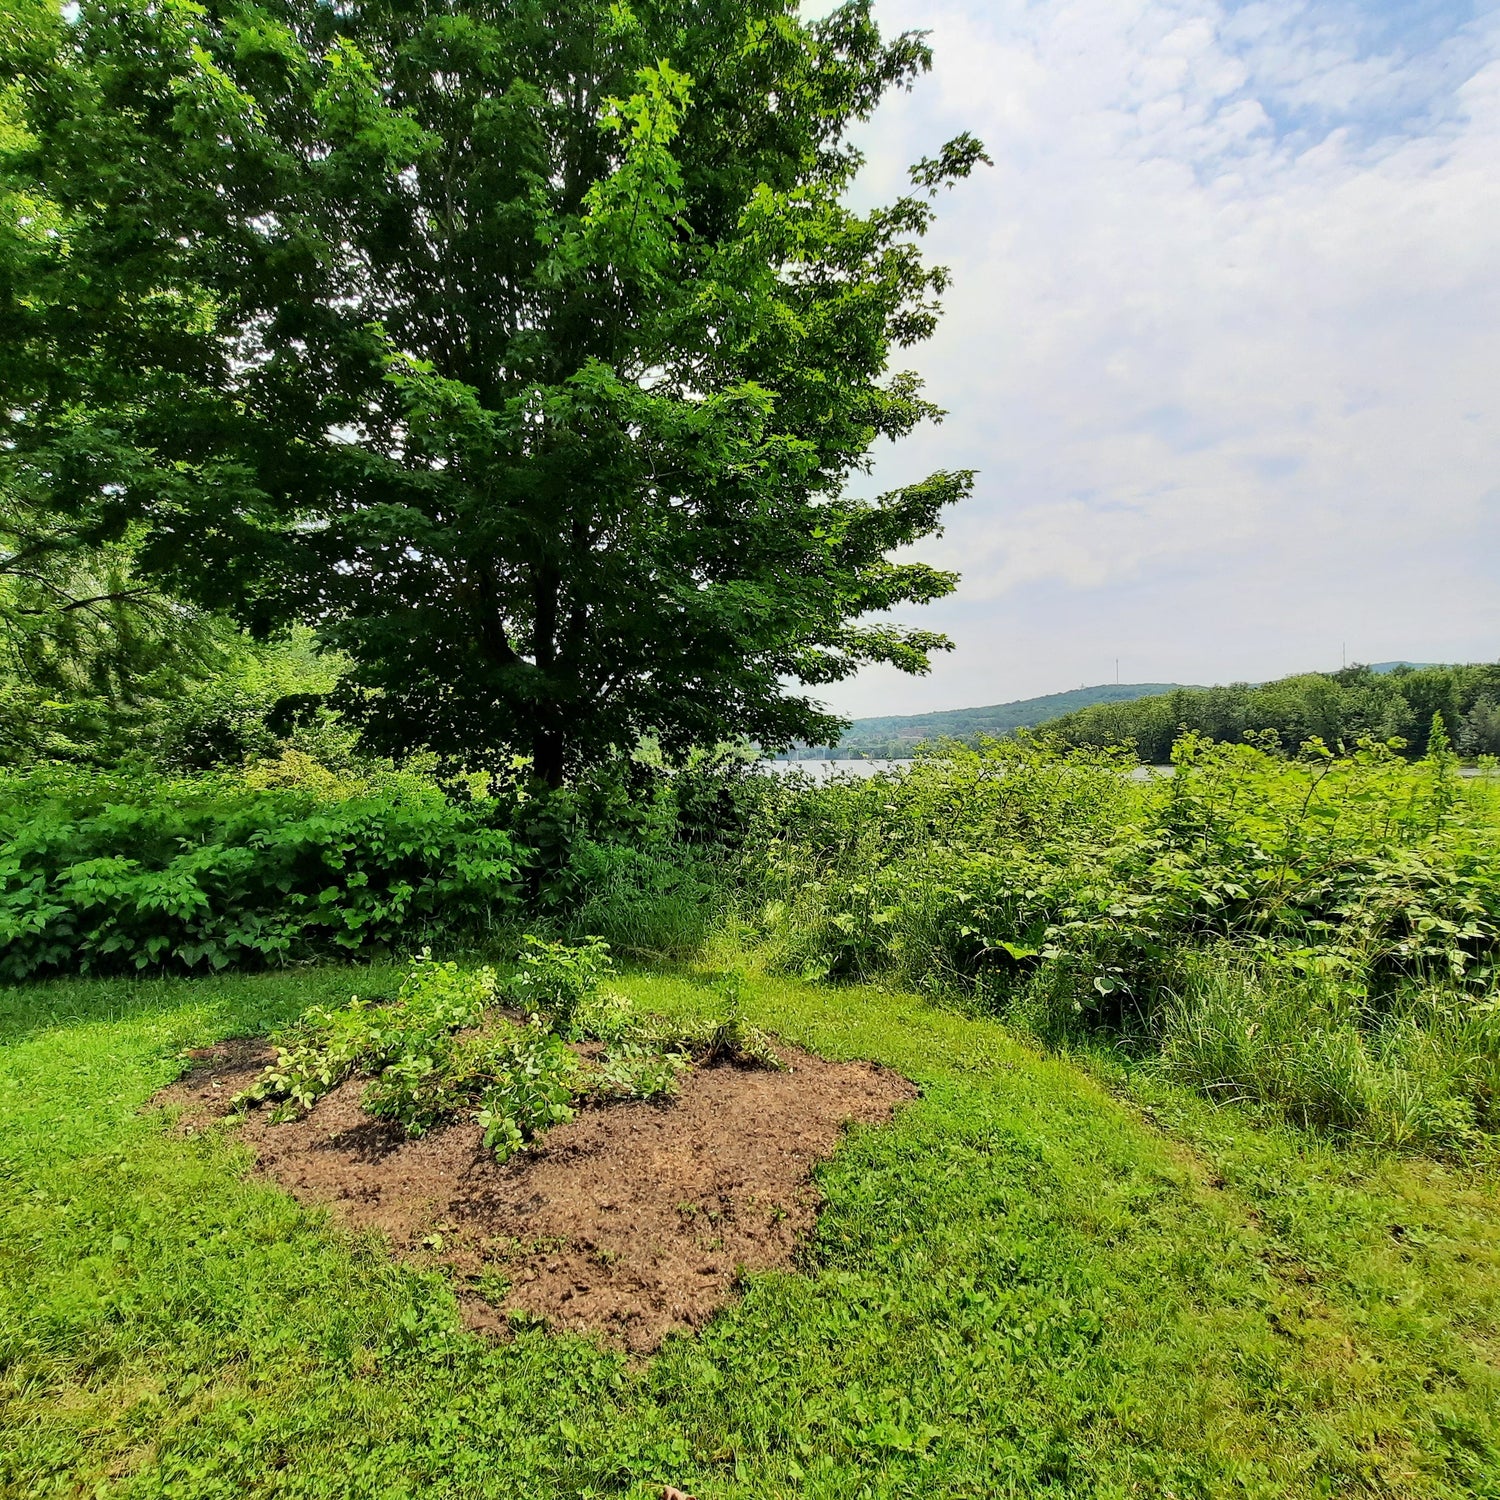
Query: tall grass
[
  {"left": 560, "top": 839, "right": 729, "bottom": 962},
  {"left": 1153, "top": 952, "right": 1500, "bottom": 1150}
]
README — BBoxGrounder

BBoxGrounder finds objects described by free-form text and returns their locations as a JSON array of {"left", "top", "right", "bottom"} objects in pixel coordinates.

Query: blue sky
[{"left": 813, "top": 0, "right": 1500, "bottom": 717}]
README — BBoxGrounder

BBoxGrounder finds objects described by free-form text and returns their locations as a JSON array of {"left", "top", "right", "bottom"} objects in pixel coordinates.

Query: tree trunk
[
  {"left": 530, "top": 561, "right": 564, "bottom": 786},
  {"left": 532, "top": 724, "right": 565, "bottom": 789}
]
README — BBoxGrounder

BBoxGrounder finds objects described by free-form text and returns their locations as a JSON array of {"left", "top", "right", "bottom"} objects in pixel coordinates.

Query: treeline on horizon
[
  {"left": 799, "top": 664, "right": 1500, "bottom": 764},
  {"left": 1045, "top": 663, "right": 1500, "bottom": 762}
]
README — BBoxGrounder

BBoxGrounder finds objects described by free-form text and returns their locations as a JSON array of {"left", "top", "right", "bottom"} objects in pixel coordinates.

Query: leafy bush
[
  {"left": 506, "top": 934, "right": 616, "bottom": 1035},
  {"left": 748, "top": 735, "right": 1500, "bottom": 997},
  {"left": 745, "top": 737, "right": 1137, "bottom": 987},
  {"left": 474, "top": 1030, "right": 581, "bottom": 1161},
  {"left": 239, "top": 954, "right": 497, "bottom": 1118},
  {"left": 668, "top": 747, "right": 781, "bottom": 845},
  {"left": 589, "top": 1042, "right": 691, "bottom": 1101},
  {"left": 0, "top": 742, "right": 772, "bottom": 979},
  {"left": 0, "top": 767, "right": 527, "bottom": 979},
  {"left": 740, "top": 734, "right": 1500, "bottom": 1150}
]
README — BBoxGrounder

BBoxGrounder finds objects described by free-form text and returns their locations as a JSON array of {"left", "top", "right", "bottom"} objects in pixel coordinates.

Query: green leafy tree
[
  {"left": 1459, "top": 696, "right": 1500, "bottom": 758},
  {"left": 0, "top": 3, "right": 222, "bottom": 761},
  {"left": 7, "top": 0, "right": 984, "bottom": 784}
]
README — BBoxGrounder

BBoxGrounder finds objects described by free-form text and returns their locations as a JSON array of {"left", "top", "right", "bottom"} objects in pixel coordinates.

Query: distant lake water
[
  {"left": 763, "top": 760, "right": 1490, "bottom": 783},
  {"left": 762, "top": 759, "right": 1170, "bottom": 782},
  {"left": 760, "top": 759, "right": 914, "bottom": 781},
  {"left": 768, "top": 762, "right": 1176, "bottom": 786}
]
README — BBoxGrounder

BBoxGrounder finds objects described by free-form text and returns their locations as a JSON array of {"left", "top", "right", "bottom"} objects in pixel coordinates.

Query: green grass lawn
[{"left": 2, "top": 964, "right": 1498, "bottom": 1498}]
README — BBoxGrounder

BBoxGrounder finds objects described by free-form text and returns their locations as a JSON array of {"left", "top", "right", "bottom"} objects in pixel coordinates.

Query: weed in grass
[
  {"left": 470, "top": 1267, "right": 513, "bottom": 1306},
  {"left": 507, "top": 933, "right": 615, "bottom": 1035}
]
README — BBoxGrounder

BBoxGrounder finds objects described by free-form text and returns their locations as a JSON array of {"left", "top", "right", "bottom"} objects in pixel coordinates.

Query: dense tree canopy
[
  {"left": 3, "top": 0, "right": 984, "bottom": 782},
  {"left": 1, "top": 14, "right": 223, "bottom": 760}
]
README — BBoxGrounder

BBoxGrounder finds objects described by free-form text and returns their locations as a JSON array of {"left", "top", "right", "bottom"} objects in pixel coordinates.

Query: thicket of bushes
[
  {"left": 0, "top": 746, "right": 770, "bottom": 981},
  {"left": 0, "top": 764, "right": 527, "bottom": 980},
  {"left": 734, "top": 733, "right": 1500, "bottom": 1150}
]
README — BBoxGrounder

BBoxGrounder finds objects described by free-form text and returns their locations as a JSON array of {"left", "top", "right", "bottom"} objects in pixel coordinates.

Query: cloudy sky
[{"left": 815, "top": 0, "right": 1500, "bottom": 719}]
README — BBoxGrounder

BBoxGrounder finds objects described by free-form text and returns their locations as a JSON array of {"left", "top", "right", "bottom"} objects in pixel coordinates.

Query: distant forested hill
[
  {"left": 778, "top": 683, "right": 1189, "bottom": 759},
  {"left": 1045, "top": 663, "right": 1500, "bottom": 761}
]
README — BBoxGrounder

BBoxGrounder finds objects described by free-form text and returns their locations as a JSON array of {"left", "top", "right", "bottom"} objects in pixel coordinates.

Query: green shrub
[
  {"left": 588, "top": 1041, "right": 691, "bottom": 1101},
  {"left": 0, "top": 768, "right": 527, "bottom": 979},
  {"left": 237, "top": 942, "right": 779, "bottom": 1164},
  {"left": 738, "top": 734, "right": 1500, "bottom": 1149},
  {"left": 236, "top": 953, "right": 497, "bottom": 1119},
  {"left": 506, "top": 933, "right": 615, "bottom": 1035},
  {"left": 747, "top": 735, "right": 1500, "bottom": 1000},
  {"left": 745, "top": 738, "right": 1138, "bottom": 988},
  {"left": 474, "top": 1030, "right": 580, "bottom": 1162}
]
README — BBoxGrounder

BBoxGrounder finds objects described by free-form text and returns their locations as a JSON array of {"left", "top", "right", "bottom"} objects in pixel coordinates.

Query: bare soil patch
[{"left": 158, "top": 1039, "right": 914, "bottom": 1351}]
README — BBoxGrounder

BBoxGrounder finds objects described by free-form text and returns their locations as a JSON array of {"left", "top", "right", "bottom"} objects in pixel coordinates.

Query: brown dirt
[{"left": 157, "top": 1038, "right": 915, "bottom": 1352}]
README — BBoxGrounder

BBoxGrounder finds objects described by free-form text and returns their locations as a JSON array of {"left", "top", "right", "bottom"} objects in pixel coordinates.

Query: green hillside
[{"left": 779, "top": 683, "right": 1189, "bottom": 759}]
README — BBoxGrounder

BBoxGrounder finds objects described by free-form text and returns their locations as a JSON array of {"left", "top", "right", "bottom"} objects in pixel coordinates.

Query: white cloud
[{"left": 821, "top": 0, "right": 1500, "bottom": 715}]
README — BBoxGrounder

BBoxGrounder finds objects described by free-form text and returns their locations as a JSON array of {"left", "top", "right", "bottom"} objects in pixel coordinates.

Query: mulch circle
[{"left": 157, "top": 1037, "right": 915, "bottom": 1352}]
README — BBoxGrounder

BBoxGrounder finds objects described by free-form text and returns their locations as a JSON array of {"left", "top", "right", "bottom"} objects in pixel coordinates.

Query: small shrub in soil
[{"left": 235, "top": 940, "right": 783, "bottom": 1162}]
